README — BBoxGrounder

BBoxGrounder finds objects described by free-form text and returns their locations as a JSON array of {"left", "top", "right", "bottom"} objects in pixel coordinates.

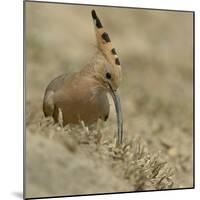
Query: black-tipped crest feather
[
  {"left": 91, "top": 9, "right": 121, "bottom": 67},
  {"left": 91, "top": 10, "right": 103, "bottom": 28},
  {"left": 111, "top": 48, "right": 117, "bottom": 55},
  {"left": 102, "top": 32, "right": 111, "bottom": 43}
]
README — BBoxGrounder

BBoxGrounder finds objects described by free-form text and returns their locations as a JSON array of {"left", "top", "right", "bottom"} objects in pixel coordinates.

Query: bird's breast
[{"left": 54, "top": 77, "right": 110, "bottom": 125}]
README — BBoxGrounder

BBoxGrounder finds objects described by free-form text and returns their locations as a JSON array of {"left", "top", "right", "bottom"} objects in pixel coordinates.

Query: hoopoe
[{"left": 43, "top": 10, "right": 123, "bottom": 145}]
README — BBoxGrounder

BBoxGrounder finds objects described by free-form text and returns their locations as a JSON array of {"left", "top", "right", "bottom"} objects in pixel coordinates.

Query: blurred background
[{"left": 26, "top": 1, "right": 193, "bottom": 198}]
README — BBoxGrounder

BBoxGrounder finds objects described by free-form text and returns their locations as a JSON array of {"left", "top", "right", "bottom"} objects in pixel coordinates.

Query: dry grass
[
  {"left": 25, "top": 2, "right": 193, "bottom": 198},
  {"left": 26, "top": 116, "right": 175, "bottom": 197}
]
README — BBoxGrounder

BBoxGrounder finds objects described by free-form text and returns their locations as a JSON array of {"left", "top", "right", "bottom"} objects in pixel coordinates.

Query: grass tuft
[{"left": 27, "top": 116, "right": 175, "bottom": 192}]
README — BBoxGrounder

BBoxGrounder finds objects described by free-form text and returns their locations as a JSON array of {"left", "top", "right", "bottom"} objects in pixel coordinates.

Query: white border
[{"left": 0, "top": 0, "right": 198, "bottom": 200}]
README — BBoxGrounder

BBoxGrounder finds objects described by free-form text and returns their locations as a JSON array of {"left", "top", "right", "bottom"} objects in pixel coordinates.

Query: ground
[{"left": 25, "top": 2, "right": 193, "bottom": 198}]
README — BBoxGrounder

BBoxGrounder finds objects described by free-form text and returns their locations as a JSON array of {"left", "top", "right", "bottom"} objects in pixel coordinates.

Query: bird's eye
[{"left": 106, "top": 72, "right": 112, "bottom": 79}]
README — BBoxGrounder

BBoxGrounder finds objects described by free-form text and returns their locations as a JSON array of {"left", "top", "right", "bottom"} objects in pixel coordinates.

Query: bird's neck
[{"left": 79, "top": 52, "right": 107, "bottom": 77}]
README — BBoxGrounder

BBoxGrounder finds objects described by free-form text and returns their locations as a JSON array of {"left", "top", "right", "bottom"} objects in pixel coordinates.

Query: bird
[{"left": 43, "top": 9, "right": 123, "bottom": 145}]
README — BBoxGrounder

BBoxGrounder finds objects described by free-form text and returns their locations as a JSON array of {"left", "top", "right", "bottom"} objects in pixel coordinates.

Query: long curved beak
[{"left": 108, "top": 84, "right": 123, "bottom": 146}]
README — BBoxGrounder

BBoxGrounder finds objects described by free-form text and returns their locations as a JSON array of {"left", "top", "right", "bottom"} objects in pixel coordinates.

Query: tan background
[{"left": 26, "top": 2, "right": 193, "bottom": 198}]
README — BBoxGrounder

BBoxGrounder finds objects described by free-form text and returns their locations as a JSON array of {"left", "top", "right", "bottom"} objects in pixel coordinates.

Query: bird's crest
[{"left": 91, "top": 10, "right": 121, "bottom": 69}]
